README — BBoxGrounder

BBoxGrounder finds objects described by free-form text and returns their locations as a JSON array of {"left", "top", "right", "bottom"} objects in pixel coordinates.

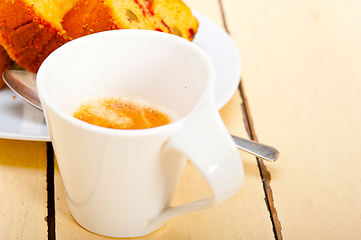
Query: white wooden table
[{"left": 1, "top": 0, "right": 361, "bottom": 239}]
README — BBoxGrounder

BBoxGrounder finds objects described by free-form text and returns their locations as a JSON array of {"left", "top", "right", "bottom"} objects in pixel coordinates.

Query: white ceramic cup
[{"left": 37, "top": 30, "right": 244, "bottom": 238}]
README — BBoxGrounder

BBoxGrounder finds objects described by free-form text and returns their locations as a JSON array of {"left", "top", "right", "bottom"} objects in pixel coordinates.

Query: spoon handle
[{"left": 231, "top": 135, "right": 279, "bottom": 162}]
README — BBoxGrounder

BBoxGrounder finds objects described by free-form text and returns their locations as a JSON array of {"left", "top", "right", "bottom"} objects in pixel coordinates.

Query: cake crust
[
  {"left": 0, "top": 45, "right": 11, "bottom": 89},
  {"left": 0, "top": 0, "right": 198, "bottom": 74},
  {"left": 0, "top": 0, "right": 70, "bottom": 73},
  {"left": 63, "top": 0, "right": 198, "bottom": 41},
  {"left": 62, "top": 0, "right": 118, "bottom": 39}
]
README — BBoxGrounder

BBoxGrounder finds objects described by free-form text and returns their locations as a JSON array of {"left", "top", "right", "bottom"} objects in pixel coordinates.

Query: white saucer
[{"left": 0, "top": 11, "right": 241, "bottom": 142}]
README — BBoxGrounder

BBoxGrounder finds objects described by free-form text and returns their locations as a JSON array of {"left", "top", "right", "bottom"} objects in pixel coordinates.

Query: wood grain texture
[
  {"left": 2, "top": 0, "right": 361, "bottom": 239},
  {"left": 239, "top": 81, "right": 282, "bottom": 240},
  {"left": 223, "top": 0, "right": 361, "bottom": 238},
  {"left": 0, "top": 139, "right": 47, "bottom": 240}
]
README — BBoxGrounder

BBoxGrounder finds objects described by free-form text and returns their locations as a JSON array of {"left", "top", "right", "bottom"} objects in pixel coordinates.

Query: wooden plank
[
  {"left": 239, "top": 81, "right": 282, "bottom": 239},
  {"left": 0, "top": 139, "right": 48, "bottom": 240},
  {"left": 223, "top": 0, "right": 361, "bottom": 238}
]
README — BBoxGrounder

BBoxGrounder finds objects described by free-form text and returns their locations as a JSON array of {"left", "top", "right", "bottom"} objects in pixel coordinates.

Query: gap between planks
[
  {"left": 238, "top": 80, "right": 283, "bottom": 240},
  {"left": 216, "top": 0, "right": 283, "bottom": 238},
  {"left": 47, "top": 142, "right": 56, "bottom": 240}
]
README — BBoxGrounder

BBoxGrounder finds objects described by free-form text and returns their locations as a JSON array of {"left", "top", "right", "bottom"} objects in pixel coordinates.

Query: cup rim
[{"left": 37, "top": 29, "right": 216, "bottom": 136}]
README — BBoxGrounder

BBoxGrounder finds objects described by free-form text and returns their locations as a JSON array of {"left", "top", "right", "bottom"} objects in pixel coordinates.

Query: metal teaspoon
[{"left": 2, "top": 70, "right": 279, "bottom": 162}]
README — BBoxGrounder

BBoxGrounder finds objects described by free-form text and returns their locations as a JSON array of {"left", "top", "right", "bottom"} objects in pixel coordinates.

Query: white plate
[{"left": 0, "top": 11, "right": 241, "bottom": 142}]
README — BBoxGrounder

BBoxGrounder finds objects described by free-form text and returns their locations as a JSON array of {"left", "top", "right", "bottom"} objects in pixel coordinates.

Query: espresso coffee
[{"left": 73, "top": 96, "right": 177, "bottom": 130}]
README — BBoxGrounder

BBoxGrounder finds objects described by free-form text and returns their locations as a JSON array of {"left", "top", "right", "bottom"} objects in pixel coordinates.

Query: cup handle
[{"left": 147, "top": 95, "right": 244, "bottom": 231}]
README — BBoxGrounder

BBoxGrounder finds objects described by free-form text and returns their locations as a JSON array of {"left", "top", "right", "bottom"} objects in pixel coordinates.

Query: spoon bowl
[
  {"left": 2, "top": 69, "right": 279, "bottom": 162},
  {"left": 3, "top": 70, "right": 42, "bottom": 110}
]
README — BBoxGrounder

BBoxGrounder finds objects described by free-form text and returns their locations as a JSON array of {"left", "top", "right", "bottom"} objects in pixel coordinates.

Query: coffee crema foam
[{"left": 73, "top": 96, "right": 178, "bottom": 130}]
